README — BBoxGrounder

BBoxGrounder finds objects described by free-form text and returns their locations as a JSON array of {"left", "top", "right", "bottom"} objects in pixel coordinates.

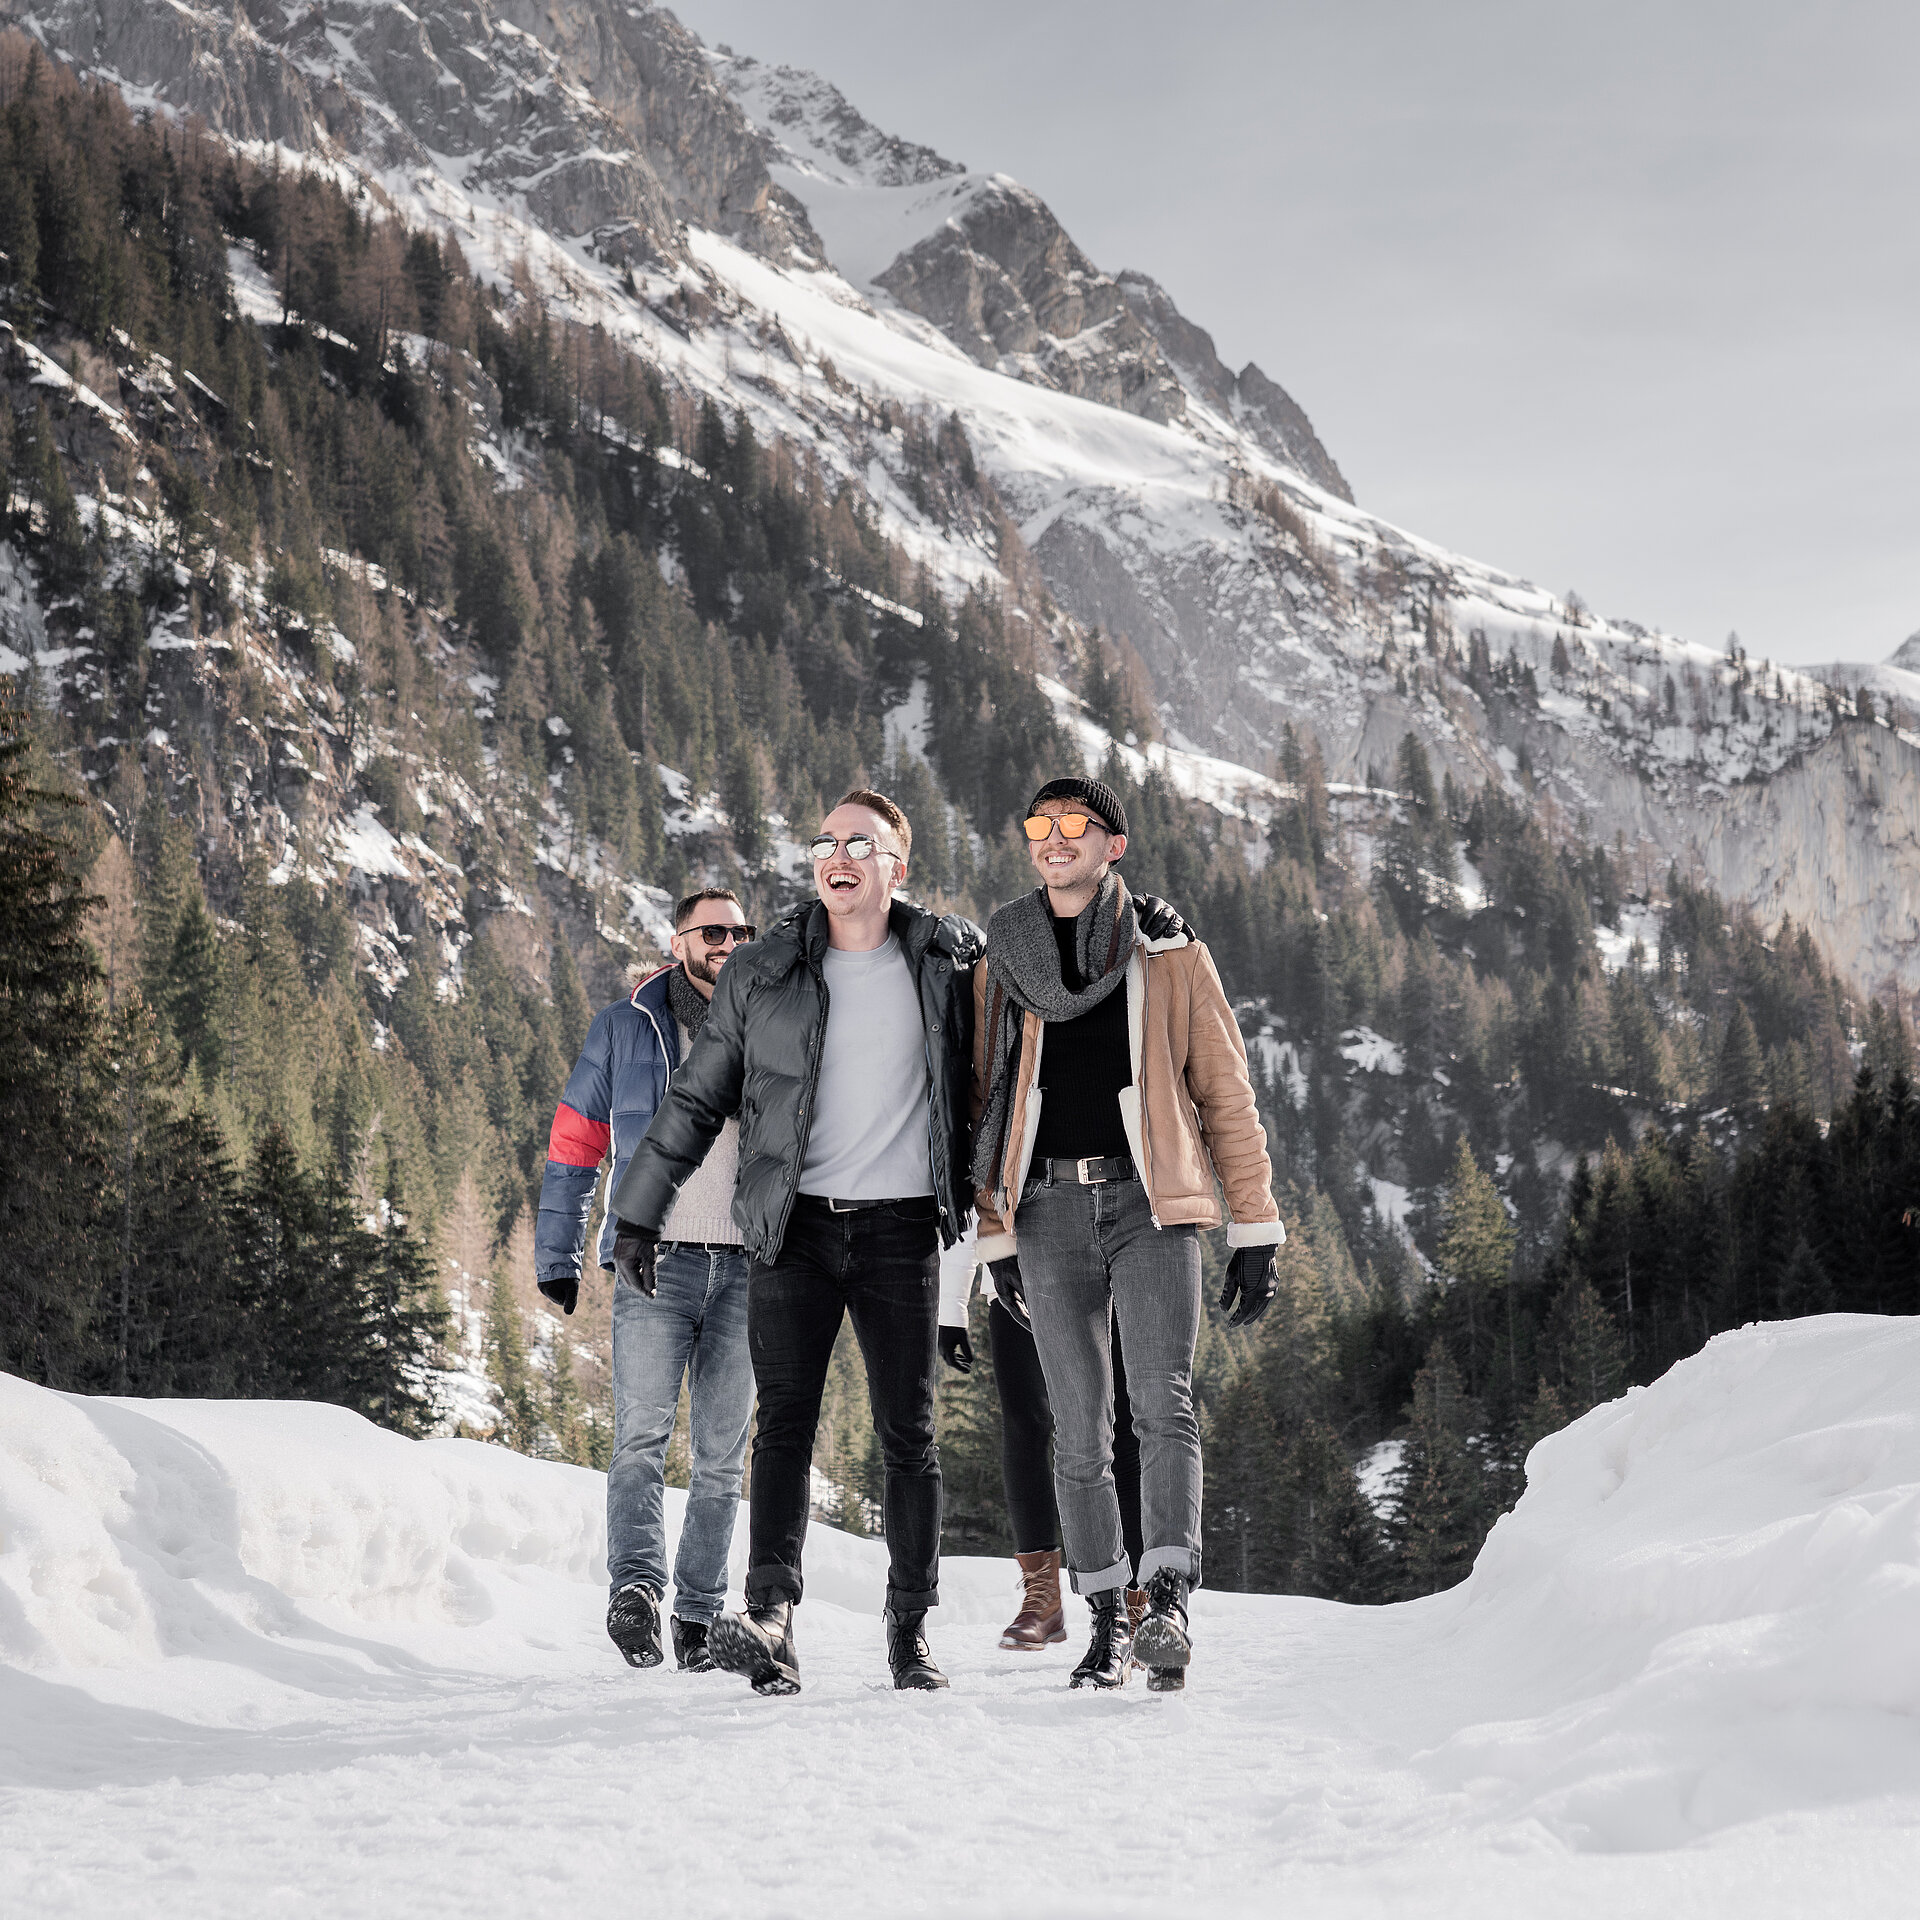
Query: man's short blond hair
[{"left": 837, "top": 787, "right": 911, "bottom": 862}]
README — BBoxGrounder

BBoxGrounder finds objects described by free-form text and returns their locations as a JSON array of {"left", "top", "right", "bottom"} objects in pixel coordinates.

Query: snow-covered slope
[
  {"left": 15, "top": 0, "right": 1920, "bottom": 992},
  {"left": 8, "top": 1317, "right": 1920, "bottom": 1915}
]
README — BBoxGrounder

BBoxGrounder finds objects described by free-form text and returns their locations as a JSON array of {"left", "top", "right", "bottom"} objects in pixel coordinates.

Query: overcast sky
[{"left": 670, "top": 0, "right": 1916, "bottom": 667}]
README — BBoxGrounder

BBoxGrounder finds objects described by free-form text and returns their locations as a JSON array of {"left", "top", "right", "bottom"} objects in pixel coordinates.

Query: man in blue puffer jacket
[{"left": 535, "top": 886, "right": 755, "bottom": 1675}]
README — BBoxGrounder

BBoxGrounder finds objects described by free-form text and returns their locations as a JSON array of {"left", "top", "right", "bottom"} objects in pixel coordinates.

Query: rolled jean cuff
[
  {"left": 672, "top": 1600, "right": 724, "bottom": 1626},
  {"left": 886, "top": 1584, "right": 939, "bottom": 1612},
  {"left": 1068, "top": 1554, "right": 1133, "bottom": 1598},
  {"left": 745, "top": 1563, "right": 803, "bottom": 1608},
  {"left": 1138, "top": 1545, "right": 1201, "bottom": 1589}
]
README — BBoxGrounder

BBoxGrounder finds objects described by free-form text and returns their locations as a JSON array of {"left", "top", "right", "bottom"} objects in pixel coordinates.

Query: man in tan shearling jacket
[{"left": 970, "top": 775, "right": 1283, "bottom": 1693}]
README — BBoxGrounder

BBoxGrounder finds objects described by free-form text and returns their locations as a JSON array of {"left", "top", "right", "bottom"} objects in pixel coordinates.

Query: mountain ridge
[{"left": 8, "top": 0, "right": 1920, "bottom": 995}]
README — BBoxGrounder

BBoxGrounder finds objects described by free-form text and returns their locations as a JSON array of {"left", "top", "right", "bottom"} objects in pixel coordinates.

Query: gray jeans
[{"left": 1016, "top": 1172, "right": 1203, "bottom": 1595}]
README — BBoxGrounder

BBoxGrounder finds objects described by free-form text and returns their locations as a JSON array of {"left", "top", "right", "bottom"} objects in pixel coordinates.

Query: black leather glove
[
  {"left": 612, "top": 1219, "right": 660, "bottom": 1297},
  {"left": 938, "top": 1325, "right": 974, "bottom": 1373},
  {"left": 1219, "top": 1245, "right": 1279, "bottom": 1328},
  {"left": 988, "top": 1256, "right": 1029, "bottom": 1328},
  {"left": 536, "top": 1275, "right": 579, "bottom": 1316},
  {"left": 1134, "top": 893, "right": 1194, "bottom": 942}
]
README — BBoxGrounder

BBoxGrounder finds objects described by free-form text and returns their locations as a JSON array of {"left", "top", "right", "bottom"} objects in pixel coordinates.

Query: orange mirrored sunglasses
[{"left": 1023, "top": 812, "right": 1096, "bottom": 842}]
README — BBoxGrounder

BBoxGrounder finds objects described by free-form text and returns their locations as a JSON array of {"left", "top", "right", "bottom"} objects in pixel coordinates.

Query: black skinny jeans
[
  {"left": 745, "top": 1195, "right": 942, "bottom": 1612},
  {"left": 988, "top": 1296, "right": 1144, "bottom": 1575}
]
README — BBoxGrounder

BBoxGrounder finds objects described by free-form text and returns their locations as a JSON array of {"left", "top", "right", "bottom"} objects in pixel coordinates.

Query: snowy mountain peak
[
  {"left": 1115, "top": 269, "right": 1352, "bottom": 502},
  {"left": 708, "top": 47, "right": 965, "bottom": 192}
]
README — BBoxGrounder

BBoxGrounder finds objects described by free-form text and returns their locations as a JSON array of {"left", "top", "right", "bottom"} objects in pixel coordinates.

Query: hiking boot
[
  {"left": 1000, "top": 1550, "right": 1068, "bottom": 1650},
  {"left": 672, "top": 1616, "right": 714, "bottom": 1673},
  {"left": 885, "top": 1607, "right": 950, "bottom": 1690},
  {"left": 708, "top": 1599, "right": 802, "bottom": 1695},
  {"left": 1068, "top": 1588, "right": 1131, "bottom": 1690},
  {"left": 607, "top": 1583, "right": 663, "bottom": 1669},
  {"left": 1130, "top": 1569, "right": 1192, "bottom": 1675}
]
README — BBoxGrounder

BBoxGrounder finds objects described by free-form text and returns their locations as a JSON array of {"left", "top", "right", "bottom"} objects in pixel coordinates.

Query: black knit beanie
[{"left": 1028, "top": 776, "right": 1128, "bottom": 840}]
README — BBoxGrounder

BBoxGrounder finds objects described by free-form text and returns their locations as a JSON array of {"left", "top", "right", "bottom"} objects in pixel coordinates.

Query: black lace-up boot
[
  {"left": 1068, "top": 1587, "right": 1132, "bottom": 1690},
  {"left": 1131, "top": 1568, "right": 1192, "bottom": 1691},
  {"left": 606, "top": 1583, "right": 663, "bottom": 1669},
  {"left": 671, "top": 1616, "right": 714, "bottom": 1672},
  {"left": 708, "top": 1599, "right": 802, "bottom": 1695},
  {"left": 885, "top": 1607, "right": 950, "bottom": 1690}
]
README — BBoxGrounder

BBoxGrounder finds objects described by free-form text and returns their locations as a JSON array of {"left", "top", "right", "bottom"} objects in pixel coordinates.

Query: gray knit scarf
[
  {"left": 971, "top": 873, "right": 1138, "bottom": 1197},
  {"left": 667, "top": 964, "right": 712, "bottom": 1041}
]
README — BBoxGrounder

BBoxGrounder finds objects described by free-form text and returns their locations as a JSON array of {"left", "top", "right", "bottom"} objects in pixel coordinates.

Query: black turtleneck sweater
[{"left": 1030, "top": 910, "right": 1132, "bottom": 1161}]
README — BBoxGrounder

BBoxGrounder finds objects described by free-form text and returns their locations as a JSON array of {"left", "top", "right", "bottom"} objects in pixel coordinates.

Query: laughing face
[
  {"left": 813, "top": 802, "right": 904, "bottom": 925},
  {"left": 1026, "top": 798, "right": 1125, "bottom": 904}
]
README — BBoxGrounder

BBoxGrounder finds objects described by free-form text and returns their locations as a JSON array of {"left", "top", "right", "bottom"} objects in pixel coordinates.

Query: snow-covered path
[{"left": 8, "top": 1318, "right": 1920, "bottom": 1917}]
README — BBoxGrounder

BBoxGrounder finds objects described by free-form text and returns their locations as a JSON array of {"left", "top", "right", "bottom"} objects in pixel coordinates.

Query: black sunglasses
[{"left": 680, "top": 922, "right": 756, "bottom": 947}]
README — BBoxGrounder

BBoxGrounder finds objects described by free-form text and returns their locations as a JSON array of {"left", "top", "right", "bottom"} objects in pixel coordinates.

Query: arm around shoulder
[{"left": 609, "top": 961, "right": 749, "bottom": 1229}]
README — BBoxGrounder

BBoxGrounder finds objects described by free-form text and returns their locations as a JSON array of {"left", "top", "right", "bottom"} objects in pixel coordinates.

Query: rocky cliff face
[
  {"left": 1697, "top": 724, "right": 1920, "bottom": 1002},
  {"left": 876, "top": 179, "right": 1189, "bottom": 422},
  {"left": 12, "top": 0, "right": 817, "bottom": 267},
  {"left": 1115, "top": 271, "right": 1351, "bottom": 502}
]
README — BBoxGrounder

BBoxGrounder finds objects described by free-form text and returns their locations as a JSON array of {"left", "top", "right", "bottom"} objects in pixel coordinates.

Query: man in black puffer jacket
[{"left": 609, "top": 788, "right": 981, "bottom": 1696}]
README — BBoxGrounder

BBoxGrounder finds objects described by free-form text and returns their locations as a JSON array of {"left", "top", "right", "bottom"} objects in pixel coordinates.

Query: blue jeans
[{"left": 608, "top": 1244, "right": 754, "bottom": 1622}]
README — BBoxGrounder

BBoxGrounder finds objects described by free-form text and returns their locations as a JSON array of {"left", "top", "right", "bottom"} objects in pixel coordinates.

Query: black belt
[
  {"left": 1036, "top": 1154, "right": 1136, "bottom": 1186},
  {"left": 796, "top": 1193, "right": 936, "bottom": 1215},
  {"left": 660, "top": 1239, "right": 744, "bottom": 1252}
]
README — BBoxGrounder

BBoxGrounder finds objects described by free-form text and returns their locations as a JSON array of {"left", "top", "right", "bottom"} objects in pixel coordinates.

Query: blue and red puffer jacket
[{"left": 534, "top": 965, "right": 681, "bottom": 1291}]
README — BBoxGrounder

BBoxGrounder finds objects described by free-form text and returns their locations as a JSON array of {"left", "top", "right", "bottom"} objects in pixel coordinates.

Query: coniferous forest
[{"left": 5, "top": 46, "right": 1918, "bottom": 1601}]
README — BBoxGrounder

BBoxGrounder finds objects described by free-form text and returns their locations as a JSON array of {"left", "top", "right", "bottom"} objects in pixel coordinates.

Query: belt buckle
[
  {"left": 1076, "top": 1157, "right": 1107, "bottom": 1185},
  {"left": 827, "top": 1196, "right": 854, "bottom": 1213}
]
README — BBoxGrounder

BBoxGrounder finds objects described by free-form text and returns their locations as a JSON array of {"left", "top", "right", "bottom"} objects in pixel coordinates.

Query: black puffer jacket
[{"left": 610, "top": 898, "right": 985, "bottom": 1260}]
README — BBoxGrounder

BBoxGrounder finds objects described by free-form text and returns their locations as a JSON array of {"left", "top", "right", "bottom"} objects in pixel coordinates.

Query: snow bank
[
  {"left": 7, "top": 1319, "right": 1920, "bottom": 1916},
  {"left": 0, "top": 1382, "right": 604, "bottom": 1677},
  {"left": 1430, "top": 1312, "right": 1920, "bottom": 1845}
]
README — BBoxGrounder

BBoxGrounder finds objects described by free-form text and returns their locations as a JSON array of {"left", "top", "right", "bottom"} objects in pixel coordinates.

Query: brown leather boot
[
  {"left": 1126, "top": 1587, "right": 1149, "bottom": 1667},
  {"left": 999, "top": 1550, "right": 1068, "bottom": 1650}
]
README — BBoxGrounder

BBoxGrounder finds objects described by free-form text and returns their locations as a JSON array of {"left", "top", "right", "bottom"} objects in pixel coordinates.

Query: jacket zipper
[
  {"left": 607, "top": 999, "right": 676, "bottom": 1261},
  {"left": 769, "top": 956, "right": 829, "bottom": 1257}
]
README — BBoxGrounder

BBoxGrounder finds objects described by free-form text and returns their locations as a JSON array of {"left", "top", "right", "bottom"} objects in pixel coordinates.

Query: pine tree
[
  {"left": 485, "top": 1263, "right": 539, "bottom": 1451},
  {"left": 1436, "top": 1135, "right": 1515, "bottom": 1397},
  {"left": 1548, "top": 1271, "right": 1626, "bottom": 1416},
  {"left": 1437, "top": 1137, "right": 1515, "bottom": 1291},
  {"left": 1201, "top": 1367, "right": 1283, "bottom": 1592},
  {"left": 1717, "top": 1003, "right": 1765, "bottom": 1108},
  {"left": 0, "top": 690, "right": 107, "bottom": 1386},
  {"left": 1515, "top": 1376, "right": 1571, "bottom": 1465},
  {"left": 1389, "top": 1340, "right": 1493, "bottom": 1597},
  {"left": 1281, "top": 1419, "right": 1386, "bottom": 1601},
  {"left": 356, "top": 1168, "right": 447, "bottom": 1436},
  {"left": 545, "top": 1322, "right": 588, "bottom": 1463},
  {"left": 1775, "top": 1234, "right": 1835, "bottom": 1319}
]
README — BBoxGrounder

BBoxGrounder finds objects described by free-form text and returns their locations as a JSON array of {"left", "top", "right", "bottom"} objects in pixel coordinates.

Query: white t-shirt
[{"left": 798, "top": 934, "right": 934, "bottom": 1201}]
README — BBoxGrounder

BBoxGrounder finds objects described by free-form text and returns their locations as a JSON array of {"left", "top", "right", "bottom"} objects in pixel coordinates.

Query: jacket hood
[{"left": 630, "top": 964, "right": 677, "bottom": 1013}]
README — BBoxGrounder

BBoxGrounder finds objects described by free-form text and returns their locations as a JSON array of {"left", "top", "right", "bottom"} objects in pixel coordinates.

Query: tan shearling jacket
[{"left": 970, "top": 929, "right": 1283, "bottom": 1261}]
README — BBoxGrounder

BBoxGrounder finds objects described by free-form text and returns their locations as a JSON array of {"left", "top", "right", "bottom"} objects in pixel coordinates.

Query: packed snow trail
[{"left": 6, "top": 1318, "right": 1920, "bottom": 1917}]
